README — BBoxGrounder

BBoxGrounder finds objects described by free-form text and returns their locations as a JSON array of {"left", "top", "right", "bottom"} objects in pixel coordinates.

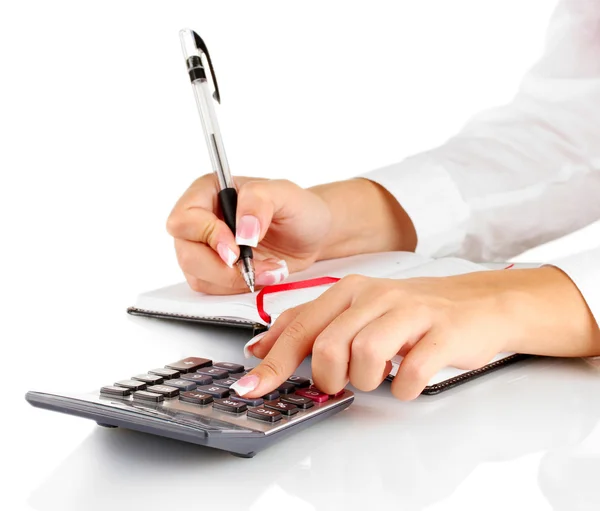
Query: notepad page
[
  {"left": 134, "top": 251, "right": 432, "bottom": 325},
  {"left": 133, "top": 281, "right": 262, "bottom": 323}
]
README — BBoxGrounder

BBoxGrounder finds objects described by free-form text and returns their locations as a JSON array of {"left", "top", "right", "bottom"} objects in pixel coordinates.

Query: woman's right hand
[{"left": 166, "top": 174, "right": 333, "bottom": 295}]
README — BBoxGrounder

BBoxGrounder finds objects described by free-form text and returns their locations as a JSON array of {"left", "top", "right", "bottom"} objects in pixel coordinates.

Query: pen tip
[{"left": 249, "top": 284, "right": 255, "bottom": 293}]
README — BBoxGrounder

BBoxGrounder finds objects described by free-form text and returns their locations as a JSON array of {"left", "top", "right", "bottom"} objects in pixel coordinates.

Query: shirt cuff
[
  {"left": 359, "top": 155, "right": 470, "bottom": 257},
  {"left": 550, "top": 247, "right": 600, "bottom": 328}
]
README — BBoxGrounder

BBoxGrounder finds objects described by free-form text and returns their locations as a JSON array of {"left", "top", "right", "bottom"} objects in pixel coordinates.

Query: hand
[
  {"left": 167, "top": 175, "right": 417, "bottom": 295},
  {"left": 167, "top": 175, "right": 332, "bottom": 294},
  {"left": 230, "top": 267, "right": 600, "bottom": 400}
]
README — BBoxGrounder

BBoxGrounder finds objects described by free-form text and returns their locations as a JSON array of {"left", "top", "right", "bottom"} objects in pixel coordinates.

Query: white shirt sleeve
[{"left": 360, "top": 0, "right": 600, "bottom": 326}]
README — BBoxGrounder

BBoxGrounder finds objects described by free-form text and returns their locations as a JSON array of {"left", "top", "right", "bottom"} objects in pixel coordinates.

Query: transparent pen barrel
[{"left": 191, "top": 79, "right": 234, "bottom": 189}]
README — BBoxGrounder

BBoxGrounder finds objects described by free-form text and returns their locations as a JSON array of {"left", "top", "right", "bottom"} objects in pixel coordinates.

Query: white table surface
[{"left": 9, "top": 309, "right": 600, "bottom": 511}]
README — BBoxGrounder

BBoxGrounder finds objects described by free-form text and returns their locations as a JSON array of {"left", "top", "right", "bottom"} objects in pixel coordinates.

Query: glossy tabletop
[{"left": 11, "top": 310, "right": 600, "bottom": 511}]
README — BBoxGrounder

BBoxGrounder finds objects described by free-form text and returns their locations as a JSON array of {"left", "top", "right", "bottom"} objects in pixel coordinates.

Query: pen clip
[{"left": 192, "top": 31, "right": 221, "bottom": 104}]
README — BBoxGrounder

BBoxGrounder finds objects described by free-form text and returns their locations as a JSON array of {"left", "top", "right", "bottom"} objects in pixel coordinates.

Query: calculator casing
[{"left": 25, "top": 388, "right": 354, "bottom": 458}]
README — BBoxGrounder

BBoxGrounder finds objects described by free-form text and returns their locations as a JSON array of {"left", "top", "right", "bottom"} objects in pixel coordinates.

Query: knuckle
[
  {"left": 166, "top": 213, "right": 183, "bottom": 236},
  {"left": 187, "top": 278, "right": 204, "bottom": 293},
  {"left": 272, "top": 307, "right": 300, "bottom": 327},
  {"left": 384, "top": 286, "right": 409, "bottom": 302},
  {"left": 239, "top": 179, "right": 266, "bottom": 198},
  {"left": 351, "top": 336, "right": 379, "bottom": 363},
  {"left": 193, "top": 173, "right": 217, "bottom": 187},
  {"left": 312, "top": 337, "right": 339, "bottom": 364},
  {"left": 281, "top": 321, "right": 309, "bottom": 346},
  {"left": 259, "top": 357, "right": 286, "bottom": 379},
  {"left": 176, "top": 247, "right": 194, "bottom": 272},
  {"left": 272, "top": 179, "right": 298, "bottom": 191},
  {"left": 199, "top": 219, "right": 218, "bottom": 246},
  {"left": 340, "top": 274, "right": 366, "bottom": 289}
]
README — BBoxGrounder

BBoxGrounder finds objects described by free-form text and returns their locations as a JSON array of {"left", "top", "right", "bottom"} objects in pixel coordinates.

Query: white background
[{"left": 3, "top": 1, "right": 599, "bottom": 510}]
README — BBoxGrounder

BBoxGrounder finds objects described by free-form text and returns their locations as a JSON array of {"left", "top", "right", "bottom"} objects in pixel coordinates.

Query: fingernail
[
  {"left": 236, "top": 215, "right": 260, "bottom": 247},
  {"left": 217, "top": 243, "right": 237, "bottom": 268},
  {"left": 229, "top": 374, "right": 259, "bottom": 396},
  {"left": 244, "top": 332, "right": 267, "bottom": 359},
  {"left": 255, "top": 260, "right": 289, "bottom": 286}
]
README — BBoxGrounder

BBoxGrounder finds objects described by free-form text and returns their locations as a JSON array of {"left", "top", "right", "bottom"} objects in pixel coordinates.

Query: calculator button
[
  {"left": 166, "top": 379, "right": 197, "bottom": 391},
  {"left": 149, "top": 368, "right": 180, "bottom": 380},
  {"left": 196, "top": 367, "right": 229, "bottom": 380},
  {"left": 133, "top": 390, "right": 164, "bottom": 402},
  {"left": 212, "top": 378, "right": 238, "bottom": 389},
  {"left": 100, "top": 385, "right": 131, "bottom": 397},
  {"left": 261, "top": 390, "right": 280, "bottom": 401},
  {"left": 212, "top": 362, "right": 244, "bottom": 374},
  {"left": 280, "top": 395, "right": 314, "bottom": 409},
  {"left": 213, "top": 398, "right": 248, "bottom": 414},
  {"left": 165, "top": 357, "right": 212, "bottom": 373},
  {"left": 132, "top": 374, "right": 164, "bottom": 385},
  {"left": 276, "top": 382, "right": 296, "bottom": 394},
  {"left": 247, "top": 407, "right": 282, "bottom": 423},
  {"left": 115, "top": 379, "right": 147, "bottom": 391},
  {"left": 295, "top": 388, "right": 329, "bottom": 403},
  {"left": 146, "top": 385, "right": 179, "bottom": 398},
  {"left": 286, "top": 375, "right": 311, "bottom": 388},
  {"left": 180, "top": 373, "right": 213, "bottom": 385},
  {"left": 228, "top": 392, "right": 264, "bottom": 407},
  {"left": 195, "top": 385, "right": 230, "bottom": 398},
  {"left": 265, "top": 400, "right": 299, "bottom": 416},
  {"left": 330, "top": 389, "right": 345, "bottom": 398},
  {"left": 179, "top": 391, "right": 214, "bottom": 405}
]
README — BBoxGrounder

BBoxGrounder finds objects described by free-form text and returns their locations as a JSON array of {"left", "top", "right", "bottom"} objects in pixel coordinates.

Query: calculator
[{"left": 25, "top": 356, "right": 354, "bottom": 458}]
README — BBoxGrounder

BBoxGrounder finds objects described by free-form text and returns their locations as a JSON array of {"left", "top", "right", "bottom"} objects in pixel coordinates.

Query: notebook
[{"left": 128, "top": 252, "right": 535, "bottom": 394}]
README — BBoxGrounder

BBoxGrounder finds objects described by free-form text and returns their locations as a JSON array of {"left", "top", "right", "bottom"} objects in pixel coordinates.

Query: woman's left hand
[{"left": 231, "top": 267, "right": 599, "bottom": 401}]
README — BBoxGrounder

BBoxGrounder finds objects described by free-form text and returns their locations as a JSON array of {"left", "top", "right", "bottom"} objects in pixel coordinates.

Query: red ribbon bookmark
[{"left": 256, "top": 276, "right": 340, "bottom": 324}]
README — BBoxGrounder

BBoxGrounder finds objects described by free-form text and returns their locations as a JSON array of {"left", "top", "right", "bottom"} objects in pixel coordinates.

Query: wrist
[
  {"left": 309, "top": 178, "right": 417, "bottom": 260},
  {"left": 502, "top": 267, "right": 600, "bottom": 357}
]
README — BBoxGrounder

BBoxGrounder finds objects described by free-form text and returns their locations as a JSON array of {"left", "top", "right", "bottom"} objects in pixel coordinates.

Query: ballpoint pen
[{"left": 179, "top": 29, "right": 255, "bottom": 293}]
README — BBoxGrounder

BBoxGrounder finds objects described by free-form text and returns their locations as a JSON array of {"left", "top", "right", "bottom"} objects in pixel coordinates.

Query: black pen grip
[{"left": 218, "top": 188, "right": 253, "bottom": 260}]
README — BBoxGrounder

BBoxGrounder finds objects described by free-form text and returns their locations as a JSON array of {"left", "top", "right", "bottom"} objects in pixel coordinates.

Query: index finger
[{"left": 230, "top": 280, "right": 354, "bottom": 398}]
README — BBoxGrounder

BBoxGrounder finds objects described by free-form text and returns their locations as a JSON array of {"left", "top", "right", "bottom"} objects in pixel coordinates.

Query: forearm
[{"left": 309, "top": 178, "right": 417, "bottom": 261}]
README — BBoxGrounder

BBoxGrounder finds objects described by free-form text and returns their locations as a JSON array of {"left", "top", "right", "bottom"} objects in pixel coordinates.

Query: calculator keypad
[{"left": 104, "top": 356, "right": 347, "bottom": 429}]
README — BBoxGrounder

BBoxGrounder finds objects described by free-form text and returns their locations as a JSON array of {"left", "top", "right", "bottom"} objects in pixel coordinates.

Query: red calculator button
[{"left": 295, "top": 388, "right": 329, "bottom": 403}]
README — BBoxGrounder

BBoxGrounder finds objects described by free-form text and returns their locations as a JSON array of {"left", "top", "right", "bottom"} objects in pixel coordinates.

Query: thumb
[{"left": 235, "top": 179, "right": 302, "bottom": 247}]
